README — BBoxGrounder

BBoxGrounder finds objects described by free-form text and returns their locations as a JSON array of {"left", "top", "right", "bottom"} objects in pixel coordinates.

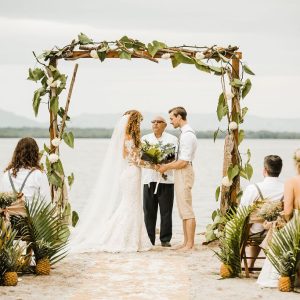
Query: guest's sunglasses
[{"left": 151, "top": 120, "right": 165, "bottom": 124}]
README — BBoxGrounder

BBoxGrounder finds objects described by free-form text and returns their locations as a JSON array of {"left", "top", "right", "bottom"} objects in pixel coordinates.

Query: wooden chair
[{"left": 240, "top": 216, "right": 266, "bottom": 277}]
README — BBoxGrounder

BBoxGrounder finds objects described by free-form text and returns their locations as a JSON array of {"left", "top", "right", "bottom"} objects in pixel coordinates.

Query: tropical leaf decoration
[
  {"left": 0, "top": 218, "right": 27, "bottom": 281},
  {"left": 18, "top": 195, "right": 69, "bottom": 266},
  {"left": 214, "top": 205, "right": 253, "bottom": 277},
  {"left": 265, "top": 210, "right": 300, "bottom": 278}
]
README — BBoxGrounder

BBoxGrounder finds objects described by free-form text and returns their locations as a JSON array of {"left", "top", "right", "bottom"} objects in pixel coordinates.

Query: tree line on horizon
[{"left": 0, "top": 128, "right": 299, "bottom": 139}]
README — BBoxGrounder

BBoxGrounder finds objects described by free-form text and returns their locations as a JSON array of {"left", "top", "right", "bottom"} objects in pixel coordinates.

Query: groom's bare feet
[
  {"left": 171, "top": 244, "right": 186, "bottom": 250},
  {"left": 178, "top": 246, "right": 195, "bottom": 252}
]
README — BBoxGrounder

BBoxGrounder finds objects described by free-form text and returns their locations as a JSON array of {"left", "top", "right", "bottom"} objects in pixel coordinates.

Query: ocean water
[{"left": 0, "top": 138, "right": 299, "bottom": 232}]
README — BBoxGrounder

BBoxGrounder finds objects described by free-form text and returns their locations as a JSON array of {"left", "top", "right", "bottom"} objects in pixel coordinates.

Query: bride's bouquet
[
  {"left": 141, "top": 141, "right": 176, "bottom": 182},
  {"left": 141, "top": 141, "right": 176, "bottom": 165}
]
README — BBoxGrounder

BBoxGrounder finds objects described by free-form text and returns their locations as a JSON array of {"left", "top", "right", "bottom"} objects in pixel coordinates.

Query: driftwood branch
[{"left": 58, "top": 63, "right": 79, "bottom": 140}]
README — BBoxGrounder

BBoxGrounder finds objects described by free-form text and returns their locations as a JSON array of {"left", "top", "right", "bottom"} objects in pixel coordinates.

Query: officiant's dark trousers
[{"left": 143, "top": 182, "right": 174, "bottom": 245}]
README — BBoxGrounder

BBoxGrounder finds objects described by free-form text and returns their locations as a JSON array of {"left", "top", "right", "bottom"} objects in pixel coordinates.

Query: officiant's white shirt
[
  {"left": 178, "top": 124, "right": 197, "bottom": 162},
  {"left": 240, "top": 177, "right": 284, "bottom": 233},
  {"left": 0, "top": 168, "right": 51, "bottom": 203},
  {"left": 142, "top": 132, "right": 178, "bottom": 184}
]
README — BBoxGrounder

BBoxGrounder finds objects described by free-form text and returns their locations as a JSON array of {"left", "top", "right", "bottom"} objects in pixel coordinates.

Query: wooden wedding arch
[{"left": 28, "top": 34, "right": 254, "bottom": 228}]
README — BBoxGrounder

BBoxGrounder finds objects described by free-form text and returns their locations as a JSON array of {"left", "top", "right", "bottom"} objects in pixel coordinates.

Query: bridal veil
[{"left": 69, "top": 114, "right": 129, "bottom": 252}]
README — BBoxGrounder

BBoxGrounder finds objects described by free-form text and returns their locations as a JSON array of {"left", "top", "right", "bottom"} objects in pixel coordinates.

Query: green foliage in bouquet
[
  {"left": 18, "top": 195, "right": 69, "bottom": 266},
  {"left": 0, "top": 218, "right": 27, "bottom": 280},
  {"left": 214, "top": 205, "right": 253, "bottom": 277},
  {"left": 0, "top": 192, "right": 17, "bottom": 209},
  {"left": 257, "top": 200, "right": 283, "bottom": 222},
  {"left": 141, "top": 141, "right": 176, "bottom": 164},
  {"left": 265, "top": 210, "right": 300, "bottom": 278}
]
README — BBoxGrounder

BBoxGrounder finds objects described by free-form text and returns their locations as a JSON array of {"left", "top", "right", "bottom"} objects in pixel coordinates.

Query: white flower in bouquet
[
  {"left": 48, "top": 153, "right": 59, "bottom": 164},
  {"left": 90, "top": 50, "right": 99, "bottom": 59},
  {"left": 222, "top": 176, "right": 232, "bottom": 187},
  {"left": 46, "top": 77, "right": 58, "bottom": 88},
  {"left": 161, "top": 53, "right": 171, "bottom": 59},
  {"left": 226, "top": 92, "right": 234, "bottom": 100},
  {"left": 51, "top": 138, "right": 61, "bottom": 147},
  {"left": 195, "top": 52, "right": 205, "bottom": 60},
  {"left": 229, "top": 121, "right": 238, "bottom": 131}
]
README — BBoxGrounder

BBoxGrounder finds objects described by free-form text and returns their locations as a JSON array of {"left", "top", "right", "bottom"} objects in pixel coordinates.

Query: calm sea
[{"left": 0, "top": 138, "right": 299, "bottom": 232}]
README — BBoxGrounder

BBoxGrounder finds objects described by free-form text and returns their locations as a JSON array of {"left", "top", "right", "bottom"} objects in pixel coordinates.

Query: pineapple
[
  {"left": 36, "top": 257, "right": 51, "bottom": 275},
  {"left": 0, "top": 218, "right": 26, "bottom": 286},
  {"left": 3, "top": 271, "right": 18, "bottom": 286},
  {"left": 34, "top": 240, "right": 52, "bottom": 275},
  {"left": 278, "top": 276, "right": 293, "bottom": 292},
  {"left": 220, "top": 263, "right": 232, "bottom": 278}
]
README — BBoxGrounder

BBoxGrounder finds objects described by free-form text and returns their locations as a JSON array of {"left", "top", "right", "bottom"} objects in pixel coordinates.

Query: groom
[{"left": 158, "top": 107, "right": 197, "bottom": 250}]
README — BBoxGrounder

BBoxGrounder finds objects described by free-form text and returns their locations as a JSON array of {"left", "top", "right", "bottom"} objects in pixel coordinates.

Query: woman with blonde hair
[{"left": 71, "top": 110, "right": 153, "bottom": 253}]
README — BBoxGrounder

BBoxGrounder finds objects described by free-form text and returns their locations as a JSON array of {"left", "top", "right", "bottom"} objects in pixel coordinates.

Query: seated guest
[
  {"left": 0, "top": 137, "right": 51, "bottom": 204},
  {"left": 240, "top": 155, "right": 284, "bottom": 269}
]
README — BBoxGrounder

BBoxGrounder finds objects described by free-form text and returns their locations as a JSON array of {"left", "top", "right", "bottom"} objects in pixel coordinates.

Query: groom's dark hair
[
  {"left": 264, "top": 155, "right": 282, "bottom": 177},
  {"left": 168, "top": 106, "right": 187, "bottom": 120}
]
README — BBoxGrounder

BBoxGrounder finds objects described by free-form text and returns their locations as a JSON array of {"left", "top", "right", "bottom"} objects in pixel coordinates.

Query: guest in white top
[
  {"left": 158, "top": 107, "right": 198, "bottom": 251},
  {"left": 142, "top": 116, "right": 177, "bottom": 247},
  {"left": 0, "top": 137, "right": 51, "bottom": 204},
  {"left": 240, "top": 155, "right": 283, "bottom": 271}
]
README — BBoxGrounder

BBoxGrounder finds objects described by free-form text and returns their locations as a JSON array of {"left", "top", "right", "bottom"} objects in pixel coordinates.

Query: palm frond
[
  {"left": 265, "top": 210, "right": 300, "bottom": 277},
  {"left": 18, "top": 195, "right": 69, "bottom": 265},
  {"left": 214, "top": 205, "right": 253, "bottom": 277}
]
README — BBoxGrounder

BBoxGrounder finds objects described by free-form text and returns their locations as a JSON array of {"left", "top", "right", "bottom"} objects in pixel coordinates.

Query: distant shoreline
[{"left": 0, "top": 128, "right": 299, "bottom": 139}]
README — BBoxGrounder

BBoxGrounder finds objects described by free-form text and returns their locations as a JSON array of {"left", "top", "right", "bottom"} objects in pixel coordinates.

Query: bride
[{"left": 70, "top": 110, "right": 153, "bottom": 253}]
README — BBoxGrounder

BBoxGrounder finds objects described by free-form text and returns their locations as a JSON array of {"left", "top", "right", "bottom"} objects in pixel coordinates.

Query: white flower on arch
[
  {"left": 229, "top": 121, "right": 238, "bottom": 131},
  {"left": 48, "top": 153, "right": 59, "bottom": 164},
  {"left": 222, "top": 176, "right": 232, "bottom": 187}
]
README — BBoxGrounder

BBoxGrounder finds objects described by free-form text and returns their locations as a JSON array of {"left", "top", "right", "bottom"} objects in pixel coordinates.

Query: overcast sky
[{"left": 0, "top": 0, "right": 299, "bottom": 123}]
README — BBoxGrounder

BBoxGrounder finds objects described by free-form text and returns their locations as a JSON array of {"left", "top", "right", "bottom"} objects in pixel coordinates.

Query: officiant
[{"left": 142, "top": 116, "right": 178, "bottom": 247}]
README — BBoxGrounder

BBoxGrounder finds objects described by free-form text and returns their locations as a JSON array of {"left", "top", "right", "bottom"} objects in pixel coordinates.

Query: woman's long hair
[
  {"left": 123, "top": 110, "right": 143, "bottom": 148},
  {"left": 5, "top": 137, "right": 42, "bottom": 177}
]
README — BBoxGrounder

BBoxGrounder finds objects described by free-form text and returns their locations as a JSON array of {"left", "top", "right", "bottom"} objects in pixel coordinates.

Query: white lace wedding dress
[
  {"left": 94, "top": 139, "right": 152, "bottom": 252},
  {"left": 70, "top": 115, "right": 152, "bottom": 253}
]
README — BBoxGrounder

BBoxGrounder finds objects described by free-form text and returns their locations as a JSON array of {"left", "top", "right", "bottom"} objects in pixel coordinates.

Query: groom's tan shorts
[{"left": 174, "top": 164, "right": 195, "bottom": 220}]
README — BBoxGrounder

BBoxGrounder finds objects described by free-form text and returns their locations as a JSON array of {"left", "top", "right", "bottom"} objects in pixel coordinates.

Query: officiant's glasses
[{"left": 151, "top": 120, "right": 165, "bottom": 124}]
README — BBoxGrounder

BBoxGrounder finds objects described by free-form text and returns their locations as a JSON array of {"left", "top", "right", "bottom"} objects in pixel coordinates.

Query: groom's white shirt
[
  {"left": 178, "top": 124, "right": 197, "bottom": 162},
  {"left": 142, "top": 132, "right": 178, "bottom": 184}
]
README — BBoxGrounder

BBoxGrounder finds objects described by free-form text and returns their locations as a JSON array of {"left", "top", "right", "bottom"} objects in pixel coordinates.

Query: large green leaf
[
  {"left": 48, "top": 172, "right": 63, "bottom": 188},
  {"left": 147, "top": 40, "right": 166, "bottom": 57},
  {"left": 63, "top": 132, "right": 74, "bottom": 148},
  {"left": 27, "top": 68, "right": 45, "bottom": 82},
  {"left": 215, "top": 186, "right": 221, "bottom": 202},
  {"left": 230, "top": 78, "right": 244, "bottom": 88},
  {"left": 242, "top": 79, "right": 252, "bottom": 99},
  {"left": 50, "top": 96, "right": 59, "bottom": 115},
  {"left": 173, "top": 52, "right": 194, "bottom": 64},
  {"left": 227, "top": 164, "right": 239, "bottom": 181},
  {"left": 171, "top": 56, "right": 181, "bottom": 68},
  {"left": 78, "top": 33, "right": 93, "bottom": 45},
  {"left": 213, "top": 127, "right": 220, "bottom": 142},
  {"left": 53, "top": 159, "right": 64, "bottom": 176},
  {"left": 216, "top": 93, "right": 227, "bottom": 121},
  {"left": 238, "top": 129, "right": 245, "bottom": 145},
  {"left": 119, "top": 51, "right": 131, "bottom": 60},
  {"left": 194, "top": 59, "right": 211, "bottom": 73},
  {"left": 32, "top": 87, "right": 46, "bottom": 117},
  {"left": 243, "top": 64, "right": 255, "bottom": 75},
  {"left": 72, "top": 210, "right": 79, "bottom": 227},
  {"left": 68, "top": 173, "right": 74, "bottom": 187}
]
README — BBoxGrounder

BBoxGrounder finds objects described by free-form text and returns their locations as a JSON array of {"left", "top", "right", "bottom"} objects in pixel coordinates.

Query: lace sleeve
[{"left": 125, "top": 140, "right": 154, "bottom": 169}]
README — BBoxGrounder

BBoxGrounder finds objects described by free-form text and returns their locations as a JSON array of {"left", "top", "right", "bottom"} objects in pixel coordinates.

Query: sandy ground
[{"left": 0, "top": 233, "right": 299, "bottom": 300}]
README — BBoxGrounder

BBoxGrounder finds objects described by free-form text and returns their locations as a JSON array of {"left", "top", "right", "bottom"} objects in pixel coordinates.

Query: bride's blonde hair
[
  {"left": 293, "top": 148, "right": 300, "bottom": 173},
  {"left": 123, "top": 110, "right": 143, "bottom": 148}
]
